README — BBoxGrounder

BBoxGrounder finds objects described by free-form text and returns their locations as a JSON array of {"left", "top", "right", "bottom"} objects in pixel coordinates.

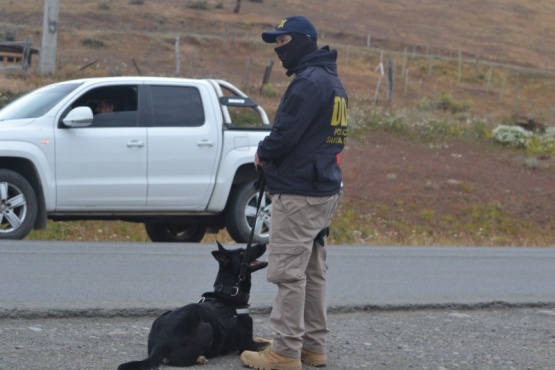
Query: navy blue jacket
[{"left": 258, "top": 46, "right": 348, "bottom": 196}]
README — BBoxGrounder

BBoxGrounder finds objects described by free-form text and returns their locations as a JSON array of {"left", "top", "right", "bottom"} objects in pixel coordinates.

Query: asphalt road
[
  {"left": 1, "top": 241, "right": 555, "bottom": 370},
  {"left": 1, "top": 241, "right": 554, "bottom": 317}
]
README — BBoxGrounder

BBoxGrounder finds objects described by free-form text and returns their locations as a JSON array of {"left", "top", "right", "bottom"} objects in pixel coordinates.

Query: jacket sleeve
[{"left": 257, "top": 77, "right": 321, "bottom": 162}]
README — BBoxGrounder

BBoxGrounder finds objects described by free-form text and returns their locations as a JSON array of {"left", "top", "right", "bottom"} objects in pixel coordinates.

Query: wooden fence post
[
  {"left": 242, "top": 56, "right": 252, "bottom": 89},
  {"left": 458, "top": 49, "right": 462, "bottom": 81},
  {"left": 513, "top": 79, "right": 521, "bottom": 112},
  {"left": 175, "top": 35, "right": 181, "bottom": 75},
  {"left": 428, "top": 52, "right": 433, "bottom": 77},
  {"left": 189, "top": 51, "right": 196, "bottom": 76},
  {"left": 387, "top": 58, "right": 394, "bottom": 102},
  {"left": 499, "top": 75, "right": 507, "bottom": 103},
  {"left": 404, "top": 68, "right": 409, "bottom": 96},
  {"left": 132, "top": 59, "right": 142, "bottom": 75},
  {"left": 260, "top": 58, "right": 274, "bottom": 94},
  {"left": 373, "top": 50, "right": 384, "bottom": 103},
  {"left": 401, "top": 47, "right": 407, "bottom": 78},
  {"left": 233, "top": 0, "right": 241, "bottom": 13},
  {"left": 486, "top": 67, "right": 493, "bottom": 92},
  {"left": 22, "top": 35, "right": 32, "bottom": 73}
]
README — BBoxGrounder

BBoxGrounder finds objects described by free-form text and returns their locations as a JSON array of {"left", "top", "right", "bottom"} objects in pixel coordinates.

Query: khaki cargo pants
[{"left": 267, "top": 193, "right": 340, "bottom": 358}]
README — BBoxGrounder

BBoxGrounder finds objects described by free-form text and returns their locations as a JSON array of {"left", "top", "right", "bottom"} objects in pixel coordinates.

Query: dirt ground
[
  {"left": 338, "top": 129, "right": 555, "bottom": 246},
  {"left": 1, "top": 308, "right": 554, "bottom": 370}
]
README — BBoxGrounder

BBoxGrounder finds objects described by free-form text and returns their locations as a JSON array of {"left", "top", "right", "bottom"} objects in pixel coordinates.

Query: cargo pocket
[
  {"left": 267, "top": 244, "right": 308, "bottom": 284},
  {"left": 303, "top": 196, "right": 335, "bottom": 229}
]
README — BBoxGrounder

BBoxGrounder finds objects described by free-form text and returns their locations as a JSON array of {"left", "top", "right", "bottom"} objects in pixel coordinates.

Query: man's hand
[{"left": 254, "top": 152, "right": 266, "bottom": 168}]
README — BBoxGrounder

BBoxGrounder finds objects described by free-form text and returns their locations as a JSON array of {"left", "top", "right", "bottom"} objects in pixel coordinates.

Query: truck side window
[
  {"left": 150, "top": 86, "right": 205, "bottom": 127},
  {"left": 70, "top": 85, "right": 139, "bottom": 128}
]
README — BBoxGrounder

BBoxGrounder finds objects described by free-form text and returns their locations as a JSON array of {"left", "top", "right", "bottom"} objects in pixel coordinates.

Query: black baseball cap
[{"left": 262, "top": 16, "right": 317, "bottom": 43}]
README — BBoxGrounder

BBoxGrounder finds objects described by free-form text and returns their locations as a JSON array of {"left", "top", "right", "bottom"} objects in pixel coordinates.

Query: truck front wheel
[
  {"left": 0, "top": 169, "right": 38, "bottom": 240},
  {"left": 225, "top": 180, "right": 271, "bottom": 244},
  {"left": 144, "top": 222, "right": 207, "bottom": 243}
]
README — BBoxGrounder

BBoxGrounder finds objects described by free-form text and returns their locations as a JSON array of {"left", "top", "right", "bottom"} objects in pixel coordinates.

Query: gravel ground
[{"left": 1, "top": 308, "right": 554, "bottom": 370}]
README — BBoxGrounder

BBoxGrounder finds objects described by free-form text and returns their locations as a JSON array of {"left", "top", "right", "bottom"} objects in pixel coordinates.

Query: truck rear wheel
[
  {"left": 225, "top": 180, "right": 271, "bottom": 244},
  {"left": 0, "top": 169, "right": 38, "bottom": 240},
  {"left": 144, "top": 222, "right": 207, "bottom": 243}
]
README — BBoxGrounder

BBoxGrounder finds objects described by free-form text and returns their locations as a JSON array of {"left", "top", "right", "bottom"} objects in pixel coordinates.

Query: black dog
[{"left": 118, "top": 242, "right": 268, "bottom": 370}]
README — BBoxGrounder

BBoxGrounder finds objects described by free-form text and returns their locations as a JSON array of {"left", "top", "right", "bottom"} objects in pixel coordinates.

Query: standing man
[{"left": 241, "top": 16, "right": 348, "bottom": 370}]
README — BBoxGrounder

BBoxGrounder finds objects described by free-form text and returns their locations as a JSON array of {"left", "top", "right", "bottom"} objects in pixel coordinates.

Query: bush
[
  {"left": 0, "top": 92, "right": 23, "bottom": 109},
  {"left": 81, "top": 38, "right": 105, "bottom": 48},
  {"left": 188, "top": 0, "right": 209, "bottom": 10},
  {"left": 98, "top": 2, "right": 110, "bottom": 10},
  {"left": 260, "top": 83, "right": 279, "bottom": 97},
  {"left": 419, "top": 92, "right": 472, "bottom": 114},
  {"left": 492, "top": 125, "right": 532, "bottom": 148},
  {"left": 491, "top": 125, "right": 555, "bottom": 154}
]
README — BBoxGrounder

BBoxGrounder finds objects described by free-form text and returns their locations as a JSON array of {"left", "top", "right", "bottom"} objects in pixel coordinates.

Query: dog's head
[{"left": 210, "top": 241, "right": 268, "bottom": 302}]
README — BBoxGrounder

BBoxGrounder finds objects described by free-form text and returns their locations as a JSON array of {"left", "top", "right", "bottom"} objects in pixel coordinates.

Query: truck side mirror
[{"left": 62, "top": 106, "right": 94, "bottom": 127}]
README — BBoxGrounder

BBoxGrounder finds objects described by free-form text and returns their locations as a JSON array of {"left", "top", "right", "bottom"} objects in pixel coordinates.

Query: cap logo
[{"left": 277, "top": 19, "right": 287, "bottom": 28}]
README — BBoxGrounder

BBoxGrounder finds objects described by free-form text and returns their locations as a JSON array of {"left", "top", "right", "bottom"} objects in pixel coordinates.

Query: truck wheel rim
[
  {"left": 245, "top": 192, "right": 271, "bottom": 239},
  {"left": 0, "top": 182, "right": 28, "bottom": 234}
]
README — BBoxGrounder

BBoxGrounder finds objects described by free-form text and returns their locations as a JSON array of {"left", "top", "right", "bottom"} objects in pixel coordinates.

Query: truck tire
[
  {"left": 225, "top": 180, "right": 271, "bottom": 244},
  {"left": 144, "top": 222, "right": 207, "bottom": 243},
  {"left": 0, "top": 169, "right": 38, "bottom": 240}
]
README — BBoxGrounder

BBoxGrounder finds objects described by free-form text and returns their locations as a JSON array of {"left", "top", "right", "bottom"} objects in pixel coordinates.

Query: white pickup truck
[{"left": 0, "top": 77, "right": 273, "bottom": 243}]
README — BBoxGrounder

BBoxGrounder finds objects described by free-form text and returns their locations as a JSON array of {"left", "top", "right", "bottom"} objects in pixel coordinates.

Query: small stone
[{"left": 448, "top": 312, "right": 472, "bottom": 319}]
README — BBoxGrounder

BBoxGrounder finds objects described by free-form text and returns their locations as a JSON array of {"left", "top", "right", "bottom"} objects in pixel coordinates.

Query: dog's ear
[
  {"left": 213, "top": 241, "right": 230, "bottom": 264},
  {"left": 217, "top": 241, "right": 226, "bottom": 252},
  {"left": 212, "top": 250, "right": 230, "bottom": 265}
]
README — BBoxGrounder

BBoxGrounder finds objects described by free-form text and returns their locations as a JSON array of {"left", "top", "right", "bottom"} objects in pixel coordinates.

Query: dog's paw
[{"left": 196, "top": 356, "right": 207, "bottom": 365}]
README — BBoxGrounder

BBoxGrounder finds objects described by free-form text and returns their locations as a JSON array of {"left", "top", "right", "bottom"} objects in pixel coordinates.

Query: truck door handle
[
  {"left": 197, "top": 139, "right": 214, "bottom": 147},
  {"left": 126, "top": 140, "right": 145, "bottom": 148}
]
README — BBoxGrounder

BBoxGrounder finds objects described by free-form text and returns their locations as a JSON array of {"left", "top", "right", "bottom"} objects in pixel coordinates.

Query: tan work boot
[
  {"left": 301, "top": 349, "right": 327, "bottom": 367},
  {"left": 241, "top": 348, "right": 301, "bottom": 370}
]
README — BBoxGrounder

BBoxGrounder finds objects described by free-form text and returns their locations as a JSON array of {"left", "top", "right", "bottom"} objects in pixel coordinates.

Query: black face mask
[{"left": 274, "top": 33, "right": 318, "bottom": 72}]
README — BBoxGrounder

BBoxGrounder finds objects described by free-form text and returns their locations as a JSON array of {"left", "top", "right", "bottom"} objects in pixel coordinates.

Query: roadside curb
[{"left": 2, "top": 301, "right": 555, "bottom": 319}]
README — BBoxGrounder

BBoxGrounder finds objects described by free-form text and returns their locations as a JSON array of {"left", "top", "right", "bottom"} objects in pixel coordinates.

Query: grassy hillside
[{"left": 2, "top": 0, "right": 555, "bottom": 120}]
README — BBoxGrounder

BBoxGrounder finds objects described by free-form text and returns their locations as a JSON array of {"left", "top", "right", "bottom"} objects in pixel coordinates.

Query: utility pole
[{"left": 39, "top": 0, "right": 60, "bottom": 74}]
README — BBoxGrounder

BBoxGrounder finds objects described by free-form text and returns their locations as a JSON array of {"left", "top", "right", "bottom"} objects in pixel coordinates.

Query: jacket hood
[{"left": 288, "top": 46, "right": 338, "bottom": 76}]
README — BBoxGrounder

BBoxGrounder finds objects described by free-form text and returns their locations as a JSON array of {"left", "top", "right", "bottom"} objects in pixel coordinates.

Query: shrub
[
  {"left": 81, "top": 38, "right": 105, "bottom": 48},
  {"left": 491, "top": 125, "right": 555, "bottom": 154},
  {"left": 129, "top": 0, "right": 144, "bottom": 4},
  {"left": 0, "top": 92, "right": 23, "bottom": 109},
  {"left": 419, "top": 92, "right": 472, "bottom": 114},
  {"left": 260, "top": 83, "right": 279, "bottom": 97},
  {"left": 188, "top": 1, "right": 210, "bottom": 10},
  {"left": 492, "top": 125, "right": 532, "bottom": 148}
]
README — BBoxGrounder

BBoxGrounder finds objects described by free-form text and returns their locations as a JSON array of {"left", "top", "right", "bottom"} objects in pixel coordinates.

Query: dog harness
[{"left": 198, "top": 293, "right": 251, "bottom": 317}]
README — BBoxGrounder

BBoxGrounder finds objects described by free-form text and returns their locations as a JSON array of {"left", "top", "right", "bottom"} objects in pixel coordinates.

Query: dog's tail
[{"left": 117, "top": 351, "right": 164, "bottom": 370}]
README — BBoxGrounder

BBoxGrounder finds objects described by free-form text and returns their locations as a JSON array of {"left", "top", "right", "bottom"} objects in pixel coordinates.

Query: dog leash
[{"left": 237, "top": 170, "right": 266, "bottom": 283}]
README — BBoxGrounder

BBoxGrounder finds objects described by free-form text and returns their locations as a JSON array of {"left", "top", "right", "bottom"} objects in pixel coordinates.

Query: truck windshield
[{"left": 0, "top": 83, "right": 81, "bottom": 121}]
